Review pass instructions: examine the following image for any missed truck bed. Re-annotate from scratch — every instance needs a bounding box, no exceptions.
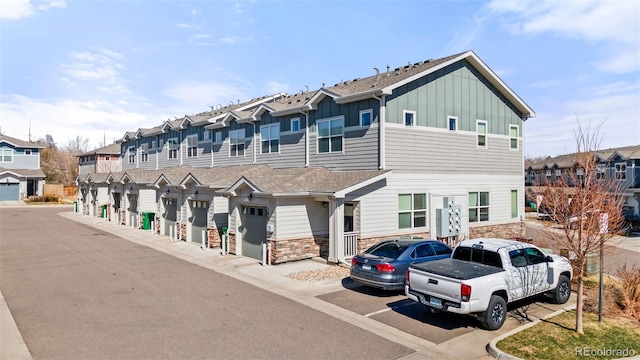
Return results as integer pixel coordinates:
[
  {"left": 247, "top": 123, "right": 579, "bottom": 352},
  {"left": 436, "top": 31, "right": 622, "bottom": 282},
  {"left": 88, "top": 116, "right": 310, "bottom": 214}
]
[{"left": 410, "top": 258, "right": 504, "bottom": 280}]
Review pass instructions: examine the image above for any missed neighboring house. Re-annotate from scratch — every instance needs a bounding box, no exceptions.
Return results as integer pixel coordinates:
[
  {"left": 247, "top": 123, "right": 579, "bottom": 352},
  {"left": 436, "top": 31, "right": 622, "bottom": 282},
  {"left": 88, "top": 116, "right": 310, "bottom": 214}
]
[
  {"left": 78, "top": 142, "right": 122, "bottom": 175},
  {"left": 0, "top": 134, "right": 45, "bottom": 201},
  {"left": 78, "top": 50, "right": 535, "bottom": 264},
  {"left": 525, "top": 145, "right": 640, "bottom": 218}
]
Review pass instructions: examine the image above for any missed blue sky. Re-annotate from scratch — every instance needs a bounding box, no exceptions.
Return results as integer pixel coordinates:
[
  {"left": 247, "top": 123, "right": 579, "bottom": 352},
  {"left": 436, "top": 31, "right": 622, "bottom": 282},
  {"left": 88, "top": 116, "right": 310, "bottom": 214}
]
[{"left": 1, "top": 0, "right": 638, "bottom": 157}]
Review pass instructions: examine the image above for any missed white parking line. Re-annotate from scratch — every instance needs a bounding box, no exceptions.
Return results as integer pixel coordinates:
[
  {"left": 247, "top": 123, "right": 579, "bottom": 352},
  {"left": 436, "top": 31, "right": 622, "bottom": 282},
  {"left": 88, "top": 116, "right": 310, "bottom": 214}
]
[{"left": 364, "top": 301, "right": 416, "bottom": 317}]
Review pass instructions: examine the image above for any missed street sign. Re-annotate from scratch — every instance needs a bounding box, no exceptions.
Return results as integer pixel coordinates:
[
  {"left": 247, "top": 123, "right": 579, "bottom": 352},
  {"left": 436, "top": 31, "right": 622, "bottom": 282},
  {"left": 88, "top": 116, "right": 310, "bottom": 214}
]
[{"left": 599, "top": 213, "right": 609, "bottom": 235}]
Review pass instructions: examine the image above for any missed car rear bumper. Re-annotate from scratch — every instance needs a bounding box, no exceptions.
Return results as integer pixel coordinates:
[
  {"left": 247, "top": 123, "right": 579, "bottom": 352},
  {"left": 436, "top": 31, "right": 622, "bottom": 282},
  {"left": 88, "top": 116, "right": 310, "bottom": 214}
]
[{"left": 349, "top": 270, "right": 405, "bottom": 290}]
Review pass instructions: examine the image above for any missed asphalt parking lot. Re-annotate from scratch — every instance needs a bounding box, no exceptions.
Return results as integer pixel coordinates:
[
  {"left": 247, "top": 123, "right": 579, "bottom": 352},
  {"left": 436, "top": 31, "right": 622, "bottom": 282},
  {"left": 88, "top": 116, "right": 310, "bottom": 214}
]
[{"left": 318, "top": 277, "right": 575, "bottom": 345}]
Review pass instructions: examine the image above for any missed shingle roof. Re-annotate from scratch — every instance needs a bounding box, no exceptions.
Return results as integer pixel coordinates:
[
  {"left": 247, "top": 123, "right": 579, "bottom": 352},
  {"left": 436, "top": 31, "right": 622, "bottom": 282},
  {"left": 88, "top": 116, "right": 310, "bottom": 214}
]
[
  {"left": 529, "top": 144, "right": 640, "bottom": 170},
  {"left": 79, "top": 142, "right": 121, "bottom": 156},
  {"left": 0, "top": 167, "right": 45, "bottom": 177},
  {"left": 0, "top": 134, "right": 45, "bottom": 149}
]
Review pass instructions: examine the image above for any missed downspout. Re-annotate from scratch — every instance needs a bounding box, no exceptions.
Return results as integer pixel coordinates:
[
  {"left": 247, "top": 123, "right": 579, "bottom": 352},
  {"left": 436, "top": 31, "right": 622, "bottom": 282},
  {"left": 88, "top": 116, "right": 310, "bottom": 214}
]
[
  {"left": 252, "top": 122, "right": 257, "bottom": 164},
  {"left": 299, "top": 110, "right": 309, "bottom": 167},
  {"left": 373, "top": 94, "right": 386, "bottom": 170},
  {"left": 179, "top": 131, "right": 183, "bottom": 165}
]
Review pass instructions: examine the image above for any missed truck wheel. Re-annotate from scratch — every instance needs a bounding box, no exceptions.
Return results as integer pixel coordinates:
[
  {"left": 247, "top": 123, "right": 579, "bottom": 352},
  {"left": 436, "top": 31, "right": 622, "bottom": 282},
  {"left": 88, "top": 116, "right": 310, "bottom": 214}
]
[
  {"left": 481, "top": 295, "right": 507, "bottom": 330},
  {"left": 552, "top": 275, "right": 571, "bottom": 304}
]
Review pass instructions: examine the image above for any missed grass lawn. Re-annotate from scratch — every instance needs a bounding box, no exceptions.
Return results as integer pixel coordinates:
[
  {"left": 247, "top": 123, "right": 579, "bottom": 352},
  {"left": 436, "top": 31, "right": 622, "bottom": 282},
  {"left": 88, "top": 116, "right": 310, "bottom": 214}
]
[{"left": 496, "top": 310, "right": 640, "bottom": 360}]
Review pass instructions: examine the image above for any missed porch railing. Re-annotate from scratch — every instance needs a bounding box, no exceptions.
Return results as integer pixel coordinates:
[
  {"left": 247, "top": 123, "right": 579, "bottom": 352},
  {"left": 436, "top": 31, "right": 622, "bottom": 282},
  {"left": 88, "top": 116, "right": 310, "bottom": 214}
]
[{"left": 343, "top": 232, "right": 359, "bottom": 258}]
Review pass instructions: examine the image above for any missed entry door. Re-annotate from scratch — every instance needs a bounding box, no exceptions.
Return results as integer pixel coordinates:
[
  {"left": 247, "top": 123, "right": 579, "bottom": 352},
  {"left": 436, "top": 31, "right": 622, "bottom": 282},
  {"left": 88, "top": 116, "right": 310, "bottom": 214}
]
[
  {"left": 190, "top": 200, "right": 208, "bottom": 244},
  {"left": 163, "top": 198, "right": 177, "bottom": 236},
  {"left": 241, "top": 206, "right": 267, "bottom": 260}
]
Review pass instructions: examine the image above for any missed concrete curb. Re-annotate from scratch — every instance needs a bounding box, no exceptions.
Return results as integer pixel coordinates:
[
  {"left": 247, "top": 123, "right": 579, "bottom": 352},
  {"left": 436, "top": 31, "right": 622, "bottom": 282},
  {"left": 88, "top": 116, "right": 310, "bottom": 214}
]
[
  {"left": 0, "top": 290, "right": 33, "bottom": 360},
  {"left": 486, "top": 303, "right": 577, "bottom": 360}
]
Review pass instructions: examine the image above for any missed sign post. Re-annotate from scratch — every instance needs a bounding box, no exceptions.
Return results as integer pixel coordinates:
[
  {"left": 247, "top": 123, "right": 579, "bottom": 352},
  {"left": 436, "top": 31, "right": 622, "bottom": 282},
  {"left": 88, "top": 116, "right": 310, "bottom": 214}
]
[{"left": 598, "top": 213, "right": 608, "bottom": 323}]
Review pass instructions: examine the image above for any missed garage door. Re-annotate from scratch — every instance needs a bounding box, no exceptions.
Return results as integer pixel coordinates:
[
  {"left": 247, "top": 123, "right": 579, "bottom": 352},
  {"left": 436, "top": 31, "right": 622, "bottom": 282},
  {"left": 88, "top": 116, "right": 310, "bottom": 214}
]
[
  {"left": 190, "top": 200, "right": 208, "bottom": 244},
  {"left": 241, "top": 206, "right": 267, "bottom": 260},
  {"left": 163, "top": 198, "right": 177, "bottom": 236},
  {"left": 0, "top": 183, "right": 19, "bottom": 201}
]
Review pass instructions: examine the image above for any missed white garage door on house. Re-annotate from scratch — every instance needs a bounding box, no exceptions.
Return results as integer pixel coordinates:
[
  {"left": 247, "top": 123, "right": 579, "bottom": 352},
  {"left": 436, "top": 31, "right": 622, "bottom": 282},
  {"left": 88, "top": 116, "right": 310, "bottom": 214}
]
[
  {"left": 0, "top": 183, "right": 19, "bottom": 201},
  {"left": 241, "top": 205, "right": 267, "bottom": 260}
]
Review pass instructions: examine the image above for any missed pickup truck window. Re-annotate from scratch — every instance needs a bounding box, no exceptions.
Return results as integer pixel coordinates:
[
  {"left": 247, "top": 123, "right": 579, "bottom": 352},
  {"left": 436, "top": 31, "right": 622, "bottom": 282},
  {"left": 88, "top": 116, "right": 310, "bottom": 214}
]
[
  {"left": 524, "top": 247, "right": 546, "bottom": 265},
  {"left": 509, "top": 249, "right": 528, "bottom": 267},
  {"left": 452, "top": 246, "right": 503, "bottom": 268}
]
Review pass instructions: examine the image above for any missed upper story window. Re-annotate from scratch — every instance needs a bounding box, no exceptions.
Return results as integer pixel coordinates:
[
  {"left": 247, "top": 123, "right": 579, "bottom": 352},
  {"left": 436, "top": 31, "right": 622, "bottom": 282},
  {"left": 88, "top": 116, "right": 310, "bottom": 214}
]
[
  {"left": 186, "top": 135, "right": 198, "bottom": 158},
  {"left": 477, "top": 120, "right": 487, "bottom": 147},
  {"left": 615, "top": 163, "right": 627, "bottom": 180},
  {"left": 229, "top": 129, "right": 245, "bottom": 157},
  {"left": 317, "top": 117, "right": 343, "bottom": 153},
  {"left": 360, "top": 109, "right": 372, "bottom": 127},
  {"left": 140, "top": 144, "right": 149, "bottom": 162},
  {"left": 215, "top": 131, "right": 223, "bottom": 144},
  {"left": 398, "top": 193, "right": 427, "bottom": 229},
  {"left": 291, "top": 118, "right": 300, "bottom": 132},
  {"left": 25, "top": 150, "right": 32, "bottom": 155},
  {"left": 448, "top": 116, "right": 458, "bottom": 131},
  {"left": 151, "top": 140, "right": 157, "bottom": 149},
  {"left": 105, "top": 155, "right": 110, "bottom": 161},
  {"left": 596, "top": 163, "right": 606, "bottom": 179},
  {"left": 403, "top": 110, "right": 416, "bottom": 127},
  {"left": 127, "top": 146, "right": 135, "bottom": 164},
  {"left": 159, "top": 139, "right": 164, "bottom": 150},
  {"left": 260, "top": 123, "right": 280, "bottom": 154},
  {"left": 469, "top": 191, "right": 489, "bottom": 222},
  {"left": 203, "top": 130, "right": 211, "bottom": 142},
  {"left": 509, "top": 125, "right": 519, "bottom": 150},
  {"left": 0, "top": 149, "right": 13, "bottom": 162},
  {"left": 555, "top": 169, "right": 562, "bottom": 178},
  {"left": 168, "top": 138, "right": 179, "bottom": 159}
]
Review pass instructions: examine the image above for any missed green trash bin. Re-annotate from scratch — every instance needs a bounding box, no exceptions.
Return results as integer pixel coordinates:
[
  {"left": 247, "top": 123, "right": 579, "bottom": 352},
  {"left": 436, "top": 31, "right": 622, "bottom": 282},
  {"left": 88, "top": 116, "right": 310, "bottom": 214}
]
[
  {"left": 100, "top": 204, "right": 106, "bottom": 218},
  {"left": 74, "top": 201, "right": 78, "bottom": 212},
  {"left": 142, "top": 212, "right": 155, "bottom": 230}
]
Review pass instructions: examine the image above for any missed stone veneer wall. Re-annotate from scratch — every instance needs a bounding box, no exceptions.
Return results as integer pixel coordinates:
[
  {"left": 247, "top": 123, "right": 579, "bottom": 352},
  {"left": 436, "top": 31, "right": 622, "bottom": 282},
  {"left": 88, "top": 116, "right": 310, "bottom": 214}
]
[
  {"left": 228, "top": 233, "right": 237, "bottom": 254},
  {"left": 177, "top": 221, "right": 187, "bottom": 241},
  {"left": 469, "top": 222, "right": 523, "bottom": 240},
  {"left": 269, "top": 235, "right": 329, "bottom": 264},
  {"left": 207, "top": 227, "right": 222, "bottom": 248}
]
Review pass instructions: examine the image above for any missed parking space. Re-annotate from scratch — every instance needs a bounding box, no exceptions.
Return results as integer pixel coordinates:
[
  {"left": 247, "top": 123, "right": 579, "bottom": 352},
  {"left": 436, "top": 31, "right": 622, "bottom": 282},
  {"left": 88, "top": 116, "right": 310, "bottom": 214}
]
[{"left": 318, "top": 277, "right": 576, "bottom": 345}]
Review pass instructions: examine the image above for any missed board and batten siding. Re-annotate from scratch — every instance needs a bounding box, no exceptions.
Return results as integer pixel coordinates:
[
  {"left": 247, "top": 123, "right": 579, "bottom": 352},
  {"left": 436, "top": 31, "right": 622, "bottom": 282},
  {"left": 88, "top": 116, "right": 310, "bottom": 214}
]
[
  {"left": 385, "top": 126, "right": 522, "bottom": 174},
  {"left": 386, "top": 60, "right": 524, "bottom": 134},
  {"left": 346, "top": 173, "right": 524, "bottom": 239},
  {"left": 273, "top": 198, "right": 329, "bottom": 240}
]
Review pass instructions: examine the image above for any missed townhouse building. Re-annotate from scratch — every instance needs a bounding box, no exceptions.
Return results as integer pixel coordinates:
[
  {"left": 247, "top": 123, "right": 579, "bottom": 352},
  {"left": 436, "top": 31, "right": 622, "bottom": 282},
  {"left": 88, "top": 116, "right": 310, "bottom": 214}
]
[
  {"left": 0, "top": 134, "right": 45, "bottom": 201},
  {"left": 525, "top": 145, "right": 640, "bottom": 218},
  {"left": 77, "top": 50, "right": 535, "bottom": 264}
]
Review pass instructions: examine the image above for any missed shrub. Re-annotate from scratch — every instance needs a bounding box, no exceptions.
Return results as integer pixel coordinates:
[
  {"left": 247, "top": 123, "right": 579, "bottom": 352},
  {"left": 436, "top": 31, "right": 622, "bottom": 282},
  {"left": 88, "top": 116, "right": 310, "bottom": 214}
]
[
  {"left": 42, "top": 194, "right": 60, "bottom": 203},
  {"left": 616, "top": 264, "right": 640, "bottom": 320},
  {"left": 27, "top": 195, "right": 42, "bottom": 202}
]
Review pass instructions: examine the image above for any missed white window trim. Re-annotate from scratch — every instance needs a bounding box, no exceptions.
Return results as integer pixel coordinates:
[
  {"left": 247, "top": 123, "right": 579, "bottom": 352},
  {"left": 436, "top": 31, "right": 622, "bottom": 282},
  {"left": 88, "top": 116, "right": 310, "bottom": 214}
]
[
  {"left": 260, "top": 123, "right": 280, "bottom": 154},
  {"left": 398, "top": 193, "right": 427, "bottom": 229},
  {"left": 359, "top": 109, "right": 373, "bottom": 127},
  {"left": 476, "top": 120, "right": 488, "bottom": 148},
  {"left": 229, "top": 129, "right": 246, "bottom": 157},
  {"left": 469, "top": 191, "right": 490, "bottom": 223},
  {"left": 290, "top": 117, "right": 300, "bottom": 133},
  {"left": 127, "top": 146, "right": 136, "bottom": 164},
  {"left": 167, "top": 138, "right": 179, "bottom": 160},
  {"left": 316, "top": 116, "right": 344, "bottom": 154},
  {"left": 615, "top": 162, "right": 627, "bottom": 180},
  {"left": 509, "top": 124, "right": 519, "bottom": 150},
  {"left": 0, "top": 149, "right": 13, "bottom": 163},
  {"left": 203, "top": 130, "right": 211, "bottom": 142},
  {"left": 447, "top": 116, "right": 458, "bottom": 131},
  {"left": 214, "top": 131, "right": 223, "bottom": 144},
  {"left": 403, "top": 110, "right": 416, "bottom": 127},
  {"left": 186, "top": 134, "right": 198, "bottom": 158},
  {"left": 25, "top": 149, "right": 32, "bottom": 155}
]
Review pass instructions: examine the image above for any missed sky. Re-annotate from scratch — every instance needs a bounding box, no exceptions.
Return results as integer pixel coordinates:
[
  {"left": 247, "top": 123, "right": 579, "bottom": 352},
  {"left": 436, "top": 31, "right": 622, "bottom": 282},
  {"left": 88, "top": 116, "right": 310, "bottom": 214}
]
[{"left": 1, "top": 0, "right": 638, "bottom": 158}]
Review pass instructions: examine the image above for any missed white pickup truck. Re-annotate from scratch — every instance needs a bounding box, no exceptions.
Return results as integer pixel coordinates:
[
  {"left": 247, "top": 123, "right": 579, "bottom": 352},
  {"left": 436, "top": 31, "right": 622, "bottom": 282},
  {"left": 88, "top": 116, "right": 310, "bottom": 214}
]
[{"left": 405, "top": 238, "right": 572, "bottom": 330}]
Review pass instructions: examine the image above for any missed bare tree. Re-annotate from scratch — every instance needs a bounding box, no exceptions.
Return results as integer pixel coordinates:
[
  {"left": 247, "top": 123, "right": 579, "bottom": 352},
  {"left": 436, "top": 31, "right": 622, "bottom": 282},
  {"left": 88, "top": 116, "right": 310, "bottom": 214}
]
[{"left": 529, "top": 120, "right": 625, "bottom": 334}]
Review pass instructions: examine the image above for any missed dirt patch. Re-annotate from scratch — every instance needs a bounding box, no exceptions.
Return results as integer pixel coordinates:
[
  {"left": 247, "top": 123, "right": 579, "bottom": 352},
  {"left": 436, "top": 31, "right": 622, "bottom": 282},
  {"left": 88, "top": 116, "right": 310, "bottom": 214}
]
[{"left": 285, "top": 265, "right": 350, "bottom": 281}]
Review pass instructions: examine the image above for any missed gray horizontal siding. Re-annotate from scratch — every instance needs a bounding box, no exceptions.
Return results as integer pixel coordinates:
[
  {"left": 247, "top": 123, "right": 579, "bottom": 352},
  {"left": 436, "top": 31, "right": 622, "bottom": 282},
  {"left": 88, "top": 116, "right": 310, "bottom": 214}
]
[
  {"left": 309, "top": 125, "right": 379, "bottom": 170},
  {"left": 212, "top": 138, "right": 254, "bottom": 167},
  {"left": 385, "top": 126, "right": 522, "bottom": 174},
  {"left": 255, "top": 132, "right": 306, "bottom": 168},
  {"left": 183, "top": 142, "right": 212, "bottom": 168}
]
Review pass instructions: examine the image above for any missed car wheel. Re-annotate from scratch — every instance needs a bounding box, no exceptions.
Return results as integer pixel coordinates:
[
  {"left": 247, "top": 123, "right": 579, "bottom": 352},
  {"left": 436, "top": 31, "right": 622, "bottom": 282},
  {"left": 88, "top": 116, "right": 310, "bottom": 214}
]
[
  {"left": 552, "top": 275, "right": 571, "bottom": 304},
  {"left": 480, "top": 295, "right": 507, "bottom": 331}
]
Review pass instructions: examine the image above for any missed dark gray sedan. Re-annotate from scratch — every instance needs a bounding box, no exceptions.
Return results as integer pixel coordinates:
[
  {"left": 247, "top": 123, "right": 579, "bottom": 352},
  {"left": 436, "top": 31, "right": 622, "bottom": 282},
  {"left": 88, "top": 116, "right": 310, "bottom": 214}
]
[{"left": 350, "top": 238, "right": 452, "bottom": 291}]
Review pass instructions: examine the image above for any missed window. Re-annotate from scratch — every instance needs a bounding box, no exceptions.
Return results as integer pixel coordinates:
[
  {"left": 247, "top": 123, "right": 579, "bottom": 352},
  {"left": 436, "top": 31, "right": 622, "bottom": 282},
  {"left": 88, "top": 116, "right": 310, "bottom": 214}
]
[
  {"left": 524, "top": 247, "right": 546, "bottom": 265},
  {"left": 555, "top": 169, "right": 561, "bottom": 179},
  {"left": 260, "top": 123, "right": 280, "bottom": 154},
  {"left": 0, "top": 149, "right": 13, "bottom": 162},
  {"left": 360, "top": 109, "right": 372, "bottom": 127},
  {"left": 596, "top": 164, "right": 606, "bottom": 179},
  {"left": 127, "top": 146, "right": 135, "bottom": 164},
  {"left": 509, "top": 125, "right": 519, "bottom": 150},
  {"left": 151, "top": 140, "right": 157, "bottom": 149},
  {"left": 187, "top": 135, "right": 198, "bottom": 158},
  {"left": 159, "top": 139, "right": 164, "bottom": 150},
  {"left": 215, "top": 131, "right": 223, "bottom": 144},
  {"left": 477, "top": 120, "right": 487, "bottom": 147},
  {"left": 546, "top": 169, "right": 552, "bottom": 179},
  {"left": 25, "top": 150, "right": 32, "bottom": 155},
  {"left": 509, "top": 249, "right": 528, "bottom": 267},
  {"left": 203, "top": 130, "right": 211, "bottom": 142},
  {"left": 448, "top": 116, "right": 458, "bottom": 131},
  {"left": 403, "top": 110, "right": 416, "bottom": 126},
  {"left": 398, "top": 193, "right": 427, "bottom": 229},
  {"left": 317, "top": 117, "right": 343, "bottom": 153},
  {"left": 105, "top": 155, "right": 110, "bottom": 161},
  {"left": 511, "top": 190, "right": 518, "bottom": 218},
  {"left": 140, "top": 144, "right": 149, "bottom": 162},
  {"left": 412, "top": 244, "right": 435, "bottom": 258},
  {"left": 191, "top": 200, "right": 208, "bottom": 208},
  {"left": 291, "top": 118, "right": 300, "bottom": 132},
  {"left": 469, "top": 191, "right": 489, "bottom": 222},
  {"left": 168, "top": 138, "right": 179, "bottom": 159},
  {"left": 229, "top": 129, "right": 245, "bottom": 157},
  {"left": 615, "top": 163, "right": 627, "bottom": 180}
]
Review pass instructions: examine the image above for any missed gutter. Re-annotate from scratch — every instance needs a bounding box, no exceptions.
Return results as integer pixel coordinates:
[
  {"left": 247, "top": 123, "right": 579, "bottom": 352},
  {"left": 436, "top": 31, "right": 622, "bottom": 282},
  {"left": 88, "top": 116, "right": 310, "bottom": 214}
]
[{"left": 373, "top": 94, "right": 387, "bottom": 170}]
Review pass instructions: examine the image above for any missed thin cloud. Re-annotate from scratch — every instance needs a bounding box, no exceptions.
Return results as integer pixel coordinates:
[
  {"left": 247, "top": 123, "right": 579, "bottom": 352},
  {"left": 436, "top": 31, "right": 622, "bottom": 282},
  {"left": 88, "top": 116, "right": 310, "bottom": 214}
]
[
  {"left": 0, "top": 0, "right": 33, "bottom": 19},
  {"left": 61, "top": 49, "right": 130, "bottom": 93},
  {"left": 38, "top": 0, "right": 66, "bottom": 11},
  {"left": 263, "top": 81, "right": 289, "bottom": 95},
  {"left": 162, "top": 81, "right": 250, "bottom": 113}
]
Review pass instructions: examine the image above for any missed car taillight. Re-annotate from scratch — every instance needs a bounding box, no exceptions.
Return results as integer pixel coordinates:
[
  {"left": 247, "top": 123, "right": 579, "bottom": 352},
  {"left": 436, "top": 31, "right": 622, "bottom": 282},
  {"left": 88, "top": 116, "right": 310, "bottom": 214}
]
[
  {"left": 351, "top": 257, "right": 357, "bottom": 266},
  {"left": 376, "top": 263, "right": 395, "bottom": 272},
  {"left": 461, "top": 284, "right": 471, "bottom": 302}
]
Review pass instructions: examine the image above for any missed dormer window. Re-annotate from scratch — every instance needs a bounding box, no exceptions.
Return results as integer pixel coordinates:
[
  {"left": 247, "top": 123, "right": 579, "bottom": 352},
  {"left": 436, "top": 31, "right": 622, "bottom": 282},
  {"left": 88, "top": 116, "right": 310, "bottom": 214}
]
[
  {"left": 127, "top": 146, "right": 135, "bottom": 164},
  {"left": 168, "top": 138, "right": 179, "bottom": 159},
  {"left": 291, "top": 118, "right": 300, "bottom": 132},
  {"left": 229, "top": 129, "right": 245, "bottom": 157},
  {"left": 360, "top": 110, "right": 372, "bottom": 127},
  {"left": 260, "top": 123, "right": 280, "bottom": 154},
  {"left": 403, "top": 110, "right": 415, "bottom": 127},
  {"left": 187, "top": 135, "right": 198, "bottom": 158},
  {"left": 615, "top": 163, "right": 627, "bottom": 180}
]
